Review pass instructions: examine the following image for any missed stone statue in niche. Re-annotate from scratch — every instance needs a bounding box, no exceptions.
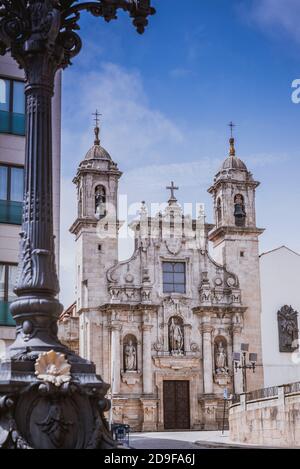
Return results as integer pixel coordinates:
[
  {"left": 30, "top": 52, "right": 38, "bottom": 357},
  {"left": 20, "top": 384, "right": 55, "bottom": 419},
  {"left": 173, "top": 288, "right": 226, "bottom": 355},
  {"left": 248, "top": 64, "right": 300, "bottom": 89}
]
[
  {"left": 215, "top": 340, "right": 229, "bottom": 373},
  {"left": 278, "top": 305, "right": 299, "bottom": 352},
  {"left": 124, "top": 340, "right": 137, "bottom": 371},
  {"left": 169, "top": 317, "right": 184, "bottom": 355}
]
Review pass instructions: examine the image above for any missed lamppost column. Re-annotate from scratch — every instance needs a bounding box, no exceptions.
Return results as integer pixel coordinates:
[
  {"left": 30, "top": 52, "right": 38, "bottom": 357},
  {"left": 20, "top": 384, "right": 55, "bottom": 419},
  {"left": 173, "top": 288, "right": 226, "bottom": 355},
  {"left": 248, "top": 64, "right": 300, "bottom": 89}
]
[
  {"left": 142, "top": 323, "right": 153, "bottom": 394},
  {"left": 202, "top": 324, "right": 214, "bottom": 394},
  {"left": 9, "top": 57, "right": 63, "bottom": 356}
]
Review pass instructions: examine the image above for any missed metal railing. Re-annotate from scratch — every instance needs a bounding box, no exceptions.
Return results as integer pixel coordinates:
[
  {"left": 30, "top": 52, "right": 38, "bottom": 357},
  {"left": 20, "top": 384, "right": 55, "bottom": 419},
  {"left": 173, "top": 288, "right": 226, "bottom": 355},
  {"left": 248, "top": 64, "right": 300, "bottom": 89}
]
[
  {"left": 231, "top": 394, "right": 241, "bottom": 404},
  {"left": 284, "top": 382, "right": 300, "bottom": 395},
  {"left": 246, "top": 386, "right": 279, "bottom": 402}
]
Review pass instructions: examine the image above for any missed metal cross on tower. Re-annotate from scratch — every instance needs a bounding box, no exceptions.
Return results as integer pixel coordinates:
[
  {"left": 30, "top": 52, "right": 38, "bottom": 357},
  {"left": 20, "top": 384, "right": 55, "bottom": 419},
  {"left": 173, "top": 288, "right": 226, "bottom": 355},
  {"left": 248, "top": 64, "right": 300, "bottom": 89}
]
[
  {"left": 93, "top": 110, "right": 102, "bottom": 145},
  {"left": 228, "top": 121, "right": 236, "bottom": 138}
]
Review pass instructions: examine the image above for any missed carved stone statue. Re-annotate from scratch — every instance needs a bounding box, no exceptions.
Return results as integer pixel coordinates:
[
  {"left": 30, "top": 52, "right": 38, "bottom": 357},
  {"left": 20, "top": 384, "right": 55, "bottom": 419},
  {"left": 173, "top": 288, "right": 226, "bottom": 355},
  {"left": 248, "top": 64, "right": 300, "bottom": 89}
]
[
  {"left": 215, "top": 341, "right": 228, "bottom": 373},
  {"left": 278, "top": 305, "right": 299, "bottom": 352},
  {"left": 169, "top": 318, "right": 184, "bottom": 354},
  {"left": 124, "top": 340, "right": 137, "bottom": 371}
]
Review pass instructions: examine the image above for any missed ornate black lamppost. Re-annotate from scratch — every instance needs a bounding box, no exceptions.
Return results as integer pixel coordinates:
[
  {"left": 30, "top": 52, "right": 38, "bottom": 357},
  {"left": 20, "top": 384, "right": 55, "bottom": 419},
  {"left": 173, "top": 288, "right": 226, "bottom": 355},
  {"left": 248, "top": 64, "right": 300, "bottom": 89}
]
[
  {"left": 0, "top": 0, "right": 155, "bottom": 450},
  {"left": 233, "top": 344, "right": 257, "bottom": 394}
]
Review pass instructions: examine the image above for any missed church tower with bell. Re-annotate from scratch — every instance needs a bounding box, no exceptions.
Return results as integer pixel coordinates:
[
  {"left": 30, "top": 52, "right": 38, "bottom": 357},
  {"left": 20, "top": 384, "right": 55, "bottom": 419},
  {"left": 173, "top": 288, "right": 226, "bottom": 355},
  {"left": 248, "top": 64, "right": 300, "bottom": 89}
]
[
  {"left": 208, "top": 125, "right": 264, "bottom": 391},
  {"left": 70, "top": 112, "right": 122, "bottom": 360}
]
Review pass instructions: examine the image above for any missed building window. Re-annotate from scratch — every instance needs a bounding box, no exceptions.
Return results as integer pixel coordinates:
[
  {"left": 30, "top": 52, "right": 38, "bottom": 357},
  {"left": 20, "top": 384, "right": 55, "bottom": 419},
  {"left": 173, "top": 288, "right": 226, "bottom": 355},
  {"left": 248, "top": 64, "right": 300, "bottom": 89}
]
[
  {"left": 163, "top": 262, "right": 186, "bottom": 294},
  {"left": 0, "top": 78, "right": 25, "bottom": 135},
  {"left": 0, "top": 164, "right": 24, "bottom": 225},
  {"left": 0, "top": 263, "right": 17, "bottom": 326}
]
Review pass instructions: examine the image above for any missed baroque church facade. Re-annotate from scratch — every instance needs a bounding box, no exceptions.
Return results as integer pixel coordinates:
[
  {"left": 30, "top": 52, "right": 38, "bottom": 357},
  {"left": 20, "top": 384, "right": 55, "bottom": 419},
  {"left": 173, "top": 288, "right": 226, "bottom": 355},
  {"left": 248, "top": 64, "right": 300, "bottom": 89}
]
[{"left": 60, "top": 125, "right": 264, "bottom": 431}]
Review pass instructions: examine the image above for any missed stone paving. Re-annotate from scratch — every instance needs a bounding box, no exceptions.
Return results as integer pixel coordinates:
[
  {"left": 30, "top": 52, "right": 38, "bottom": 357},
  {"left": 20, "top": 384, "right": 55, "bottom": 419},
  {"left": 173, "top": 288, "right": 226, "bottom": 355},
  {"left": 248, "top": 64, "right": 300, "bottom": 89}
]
[{"left": 129, "top": 431, "right": 248, "bottom": 449}]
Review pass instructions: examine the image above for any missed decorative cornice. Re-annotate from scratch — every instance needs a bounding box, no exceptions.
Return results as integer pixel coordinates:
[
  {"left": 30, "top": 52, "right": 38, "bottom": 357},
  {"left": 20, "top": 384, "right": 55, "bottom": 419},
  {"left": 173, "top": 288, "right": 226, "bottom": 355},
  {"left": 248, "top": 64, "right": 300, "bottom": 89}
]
[
  {"left": 193, "top": 306, "right": 247, "bottom": 315},
  {"left": 69, "top": 217, "right": 98, "bottom": 235},
  {"left": 98, "top": 303, "right": 159, "bottom": 312},
  {"left": 208, "top": 225, "right": 265, "bottom": 242},
  {"left": 208, "top": 178, "right": 260, "bottom": 194}
]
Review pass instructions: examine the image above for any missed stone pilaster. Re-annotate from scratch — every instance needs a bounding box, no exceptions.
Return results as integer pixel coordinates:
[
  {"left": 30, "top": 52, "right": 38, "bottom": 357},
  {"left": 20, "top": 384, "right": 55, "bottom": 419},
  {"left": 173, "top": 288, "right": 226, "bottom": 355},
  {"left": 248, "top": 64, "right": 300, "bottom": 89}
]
[
  {"left": 142, "top": 324, "right": 153, "bottom": 394},
  {"left": 183, "top": 324, "right": 192, "bottom": 353},
  {"left": 232, "top": 324, "right": 243, "bottom": 394},
  {"left": 110, "top": 322, "right": 122, "bottom": 394},
  {"left": 202, "top": 324, "right": 214, "bottom": 394}
]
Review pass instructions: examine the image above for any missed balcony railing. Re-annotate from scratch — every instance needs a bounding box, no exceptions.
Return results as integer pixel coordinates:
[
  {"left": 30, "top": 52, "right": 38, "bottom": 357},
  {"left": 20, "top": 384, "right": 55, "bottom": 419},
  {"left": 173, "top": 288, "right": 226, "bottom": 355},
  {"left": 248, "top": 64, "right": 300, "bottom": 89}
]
[
  {"left": 246, "top": 386, "right": 279, "bottom": 402},
  {"left": 0, "top": 301, "right": 15, "bottom": 327},
  {"left": 0, "top": 200, "right": 22, "bottom": 225},
  {"left": 0, "top": 110, "right": 25, "bottom": 136}
]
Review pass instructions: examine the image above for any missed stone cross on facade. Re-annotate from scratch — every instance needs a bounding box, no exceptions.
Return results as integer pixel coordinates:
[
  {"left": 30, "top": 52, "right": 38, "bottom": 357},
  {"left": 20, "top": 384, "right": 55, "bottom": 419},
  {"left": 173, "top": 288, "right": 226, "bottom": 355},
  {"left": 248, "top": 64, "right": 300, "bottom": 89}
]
[{"left": 166, "top": 181, "right": 179, "bottom": 203}]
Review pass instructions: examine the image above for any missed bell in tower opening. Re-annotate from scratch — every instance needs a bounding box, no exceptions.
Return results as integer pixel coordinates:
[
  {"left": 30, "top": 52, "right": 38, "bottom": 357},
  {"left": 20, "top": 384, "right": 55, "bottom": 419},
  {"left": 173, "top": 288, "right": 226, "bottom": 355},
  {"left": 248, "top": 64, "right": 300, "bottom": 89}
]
[
  {"left": 234, "top": 194, "right": 246, "bottom": 227},
  {"left": 95, "top": 185, "right": 106, "bottom": 220}
]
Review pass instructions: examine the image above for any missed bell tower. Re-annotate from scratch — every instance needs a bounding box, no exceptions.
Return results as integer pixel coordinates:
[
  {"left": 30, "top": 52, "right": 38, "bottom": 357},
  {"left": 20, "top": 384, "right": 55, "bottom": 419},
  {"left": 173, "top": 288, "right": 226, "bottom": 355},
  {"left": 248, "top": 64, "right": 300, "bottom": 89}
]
[
  {"left": 70, "top": 114, "right": 122, "bottom": 318},
  {"left": 208, "top": 131, "right": 264, "bottom": 392}
]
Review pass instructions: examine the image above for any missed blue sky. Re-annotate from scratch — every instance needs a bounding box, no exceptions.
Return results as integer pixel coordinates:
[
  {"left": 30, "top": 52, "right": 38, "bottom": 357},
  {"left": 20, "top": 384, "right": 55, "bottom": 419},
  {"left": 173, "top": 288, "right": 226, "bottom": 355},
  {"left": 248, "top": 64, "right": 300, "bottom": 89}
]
[{"left": 60, "top": 0, "right": 300, "bottom": 306}]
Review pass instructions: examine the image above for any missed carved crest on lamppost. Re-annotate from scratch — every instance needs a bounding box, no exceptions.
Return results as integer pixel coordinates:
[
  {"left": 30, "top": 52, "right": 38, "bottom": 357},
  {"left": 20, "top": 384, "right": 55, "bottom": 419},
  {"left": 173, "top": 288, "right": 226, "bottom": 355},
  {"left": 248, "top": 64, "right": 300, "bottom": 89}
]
[{"left": 35, "top": 350, "right": 71, "bottom": 387}]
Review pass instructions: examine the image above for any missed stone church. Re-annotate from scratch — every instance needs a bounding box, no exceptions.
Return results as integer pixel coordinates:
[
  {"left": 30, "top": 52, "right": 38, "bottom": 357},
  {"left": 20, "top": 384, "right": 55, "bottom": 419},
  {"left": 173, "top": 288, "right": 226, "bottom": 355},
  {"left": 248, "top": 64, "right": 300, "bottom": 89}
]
[{"left": 59, "top": 124, "right": 264, "bottom": 431}]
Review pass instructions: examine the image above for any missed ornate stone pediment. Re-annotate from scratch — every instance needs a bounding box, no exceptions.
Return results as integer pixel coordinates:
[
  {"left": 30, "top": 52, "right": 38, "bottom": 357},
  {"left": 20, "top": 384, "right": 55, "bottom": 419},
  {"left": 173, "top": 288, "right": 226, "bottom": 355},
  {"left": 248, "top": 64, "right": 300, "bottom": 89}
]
[{"left": 153, "top": 356, "right": 200, "bottom": 371}]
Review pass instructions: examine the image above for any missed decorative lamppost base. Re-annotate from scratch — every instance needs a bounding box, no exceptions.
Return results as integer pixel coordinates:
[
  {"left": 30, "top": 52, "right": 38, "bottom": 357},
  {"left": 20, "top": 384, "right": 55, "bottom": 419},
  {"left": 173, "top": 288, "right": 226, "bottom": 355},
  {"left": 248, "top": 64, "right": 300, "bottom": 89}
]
[{"left": 0, "top": 351, "right": 116, "bottom": 449}]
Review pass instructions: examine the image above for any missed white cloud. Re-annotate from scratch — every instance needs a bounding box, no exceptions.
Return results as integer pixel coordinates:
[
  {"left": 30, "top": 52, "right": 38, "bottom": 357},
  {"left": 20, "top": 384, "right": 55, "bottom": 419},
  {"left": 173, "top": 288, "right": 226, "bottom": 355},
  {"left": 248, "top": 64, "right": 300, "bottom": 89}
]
[{"left": 245, "top": 0, "right": 300, "bottom": 43}]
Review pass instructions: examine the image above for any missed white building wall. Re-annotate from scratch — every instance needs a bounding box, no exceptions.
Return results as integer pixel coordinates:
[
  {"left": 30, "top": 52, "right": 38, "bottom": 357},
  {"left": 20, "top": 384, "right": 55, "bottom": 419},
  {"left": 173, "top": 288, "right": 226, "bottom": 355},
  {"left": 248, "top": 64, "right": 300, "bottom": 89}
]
[{"left": 260, "top": 246, "right": 300, "bottom": 387}]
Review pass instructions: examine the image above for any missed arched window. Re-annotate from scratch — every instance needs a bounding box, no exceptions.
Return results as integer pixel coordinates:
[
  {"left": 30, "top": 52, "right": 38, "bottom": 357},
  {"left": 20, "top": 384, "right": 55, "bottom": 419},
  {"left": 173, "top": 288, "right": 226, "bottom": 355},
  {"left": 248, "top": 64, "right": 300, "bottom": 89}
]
[
  {"left": 95, "top": 185, "right": 106, "bottom": 220},
  {"left": 217, "top": 198, "right": 222, "bottom": 226},
  {"left": 234, "top": 194, "right": 246, "bottom": 227},
  {"left": 123, "top": 334, "right": 138, "bottom": 371},
  {"left": 168, "top": 316, "right": 184, "bottom": 355}
]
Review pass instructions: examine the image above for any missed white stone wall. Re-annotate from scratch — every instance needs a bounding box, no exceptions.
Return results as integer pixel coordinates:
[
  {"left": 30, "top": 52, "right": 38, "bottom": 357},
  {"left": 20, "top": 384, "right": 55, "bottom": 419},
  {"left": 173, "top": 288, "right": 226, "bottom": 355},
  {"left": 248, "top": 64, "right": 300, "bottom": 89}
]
[
  {"left": 260, "top": 246, "right": 300, "bottom": 387},
  {"left": 229, "top": 387, "right": 300, "bottom": 447}
]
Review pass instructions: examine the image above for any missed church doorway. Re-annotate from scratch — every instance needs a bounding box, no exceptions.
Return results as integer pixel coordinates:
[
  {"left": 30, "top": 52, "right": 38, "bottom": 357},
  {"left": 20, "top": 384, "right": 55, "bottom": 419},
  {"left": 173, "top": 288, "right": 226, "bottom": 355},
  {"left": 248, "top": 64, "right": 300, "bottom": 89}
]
[{"left": 163, "top": 380, "right": 190, "bottom": 430}]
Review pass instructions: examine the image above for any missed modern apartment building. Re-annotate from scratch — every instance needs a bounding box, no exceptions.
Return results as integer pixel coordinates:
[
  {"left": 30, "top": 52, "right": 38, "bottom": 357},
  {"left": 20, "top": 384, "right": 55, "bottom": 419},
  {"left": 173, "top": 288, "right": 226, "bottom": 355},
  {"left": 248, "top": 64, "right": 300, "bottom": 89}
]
[{"left": 0, "top": 54, "right": 61, "bottom": 356}]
